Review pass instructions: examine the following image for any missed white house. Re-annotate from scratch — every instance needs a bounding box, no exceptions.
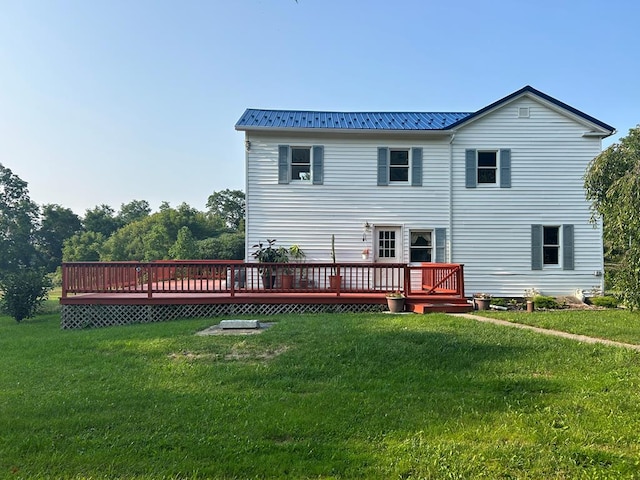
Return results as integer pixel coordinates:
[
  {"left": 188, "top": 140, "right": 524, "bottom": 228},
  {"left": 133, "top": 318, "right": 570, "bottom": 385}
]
[{"left": 235, "top": 86, "right": 615, "bottom": 297}]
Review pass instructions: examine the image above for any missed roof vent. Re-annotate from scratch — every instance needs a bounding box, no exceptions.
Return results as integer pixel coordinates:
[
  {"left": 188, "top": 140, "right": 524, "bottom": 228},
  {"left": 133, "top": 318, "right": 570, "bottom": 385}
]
[{"left": 518, "top": 107, "right": 530, "bottom": 118}]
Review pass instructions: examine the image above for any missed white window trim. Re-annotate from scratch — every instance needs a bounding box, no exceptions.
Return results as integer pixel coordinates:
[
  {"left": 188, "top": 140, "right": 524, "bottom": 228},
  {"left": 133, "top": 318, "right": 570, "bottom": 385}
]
[
  {"left": 409, "top": 229, "right": 433, "bottom": 264},
  {"left": 389, "top": 148, "right": 411, "bottom": 184},
  {"left": 542, "top": 225, "right": 562, "bottom": 269},
  {"left": 290, "top": 146, "right": 312, "bottom": 183},
  {"left": 476, "top": 150, "right": 500, "bottom": 187}
]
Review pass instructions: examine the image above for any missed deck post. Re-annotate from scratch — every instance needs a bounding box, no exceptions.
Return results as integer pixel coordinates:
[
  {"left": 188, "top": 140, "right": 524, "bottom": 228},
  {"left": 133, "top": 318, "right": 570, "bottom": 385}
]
[
  {"left": 61, "top": 263, "right": 68, "bottom": 298},
  {"left": 147, "top": 264, "right": 153, "bottom": 299},
  {"left": 404, "top": 265, "right": 411, "bottom": 295},
  {"left": 230, "top": 265, "right": 235, "bottom": 297}
]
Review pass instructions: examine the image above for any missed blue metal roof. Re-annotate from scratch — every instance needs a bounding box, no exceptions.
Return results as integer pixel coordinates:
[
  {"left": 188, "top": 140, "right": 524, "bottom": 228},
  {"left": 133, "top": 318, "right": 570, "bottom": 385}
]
[
  {"left": 236, "top": 109, "right": 473, "bottom": 131},
  {"left": 235, "top": 86, "right": 615, "bottom": 136}
]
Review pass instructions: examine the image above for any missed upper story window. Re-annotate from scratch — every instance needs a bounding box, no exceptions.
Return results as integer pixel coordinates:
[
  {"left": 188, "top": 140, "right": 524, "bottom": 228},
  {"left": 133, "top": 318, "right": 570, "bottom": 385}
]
[
  {"left": 291, "top": 147, "right": 311, "bottom": 181},
  {"left": 477, "top": 151, "right": 497, "bottom": 184},
  {"left": 377, "top": 147, "right": 423, "bottom": 186},
  {"left": 278, "top": 145, "right": 324, "bottom": 185},
  {"left": 465, "top": 148, "right": 511, "bottom": 189},
  {"left": 389, "top": 149, "right": 410, "bottom": 182}
]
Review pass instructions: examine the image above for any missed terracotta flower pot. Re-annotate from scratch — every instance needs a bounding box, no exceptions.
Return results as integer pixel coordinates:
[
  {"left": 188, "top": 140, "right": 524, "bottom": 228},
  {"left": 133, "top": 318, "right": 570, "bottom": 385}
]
[
  {"left": 475, "top": 298, "right": 490, "bottom": 310},
  {"left": 387, "top": 297, "right": 405, "bottom": 313}
]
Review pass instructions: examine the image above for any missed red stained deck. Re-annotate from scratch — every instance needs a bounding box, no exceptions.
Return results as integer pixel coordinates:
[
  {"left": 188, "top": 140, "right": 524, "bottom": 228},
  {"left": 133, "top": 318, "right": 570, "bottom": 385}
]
[{"left": 61, "top": 261, "right": 472, "bottom": 314}]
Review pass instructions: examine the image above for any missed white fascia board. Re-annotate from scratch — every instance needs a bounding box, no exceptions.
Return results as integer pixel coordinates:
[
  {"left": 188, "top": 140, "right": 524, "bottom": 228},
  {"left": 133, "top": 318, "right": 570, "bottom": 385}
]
[{"left": 234, "top": 126, "right": 454, "bottom": 136}]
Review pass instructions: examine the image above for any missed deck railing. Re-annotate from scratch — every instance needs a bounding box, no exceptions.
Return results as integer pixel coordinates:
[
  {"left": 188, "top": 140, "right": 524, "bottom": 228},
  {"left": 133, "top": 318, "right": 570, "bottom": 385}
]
[{"left": 61, "top": 261, "right": 465, "bottom": 299}]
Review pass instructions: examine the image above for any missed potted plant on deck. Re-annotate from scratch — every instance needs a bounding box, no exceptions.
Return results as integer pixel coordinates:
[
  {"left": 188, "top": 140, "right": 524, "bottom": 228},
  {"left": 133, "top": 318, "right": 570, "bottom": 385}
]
[
  {"left": 288, "top": 244, "right": 307, "bottom": 288},
  {"left": 251, "top": 239, "right": 288, "bottom": 289},
  {"left": 386, "top": 291, "right": 406, "bottom": 313},
  {"left": 361, "top": 247, "right": 370, "bottom": 260}
]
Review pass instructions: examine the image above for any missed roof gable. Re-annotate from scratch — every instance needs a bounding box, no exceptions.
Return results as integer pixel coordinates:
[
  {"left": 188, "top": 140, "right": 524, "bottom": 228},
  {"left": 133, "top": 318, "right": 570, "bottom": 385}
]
[{"left": 448, "top": 85, "right": 615, "bottom": 134}]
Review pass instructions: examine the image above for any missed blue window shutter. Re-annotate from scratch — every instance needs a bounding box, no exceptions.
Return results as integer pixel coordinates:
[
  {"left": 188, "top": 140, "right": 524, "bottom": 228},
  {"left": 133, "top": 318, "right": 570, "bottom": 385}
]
[
  {"left": 531, "top": 224, "right": 543, "bottom": 270},
  {"left": 465, "top": 149, "right": 476, "bottom": 188},
  {"left": 278, "top": 145, "right": 290, "bottom": 184},
  {"left": 435, "top": 228, "right": 446, "bottom": 263},
  {"left": 500, "top": 149, "right": 511, "bottom": 188},
  {"left": 563, "top": 224, "right": 574, "bottom": 270},
  {"left": 312, "top": 145, "right": 324, "bottom": 185},
  {"left": 378, "top": 147, "right": 389, "bottom": 186},
  {"left": 411, "top": 148, "right": 423, "bottom": 186}
]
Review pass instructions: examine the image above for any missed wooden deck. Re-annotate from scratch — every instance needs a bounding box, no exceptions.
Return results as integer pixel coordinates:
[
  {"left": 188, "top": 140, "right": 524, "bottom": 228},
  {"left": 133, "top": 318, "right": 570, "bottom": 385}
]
[{"left": 59, "top": 261, "right": 472, "bottom": 328}]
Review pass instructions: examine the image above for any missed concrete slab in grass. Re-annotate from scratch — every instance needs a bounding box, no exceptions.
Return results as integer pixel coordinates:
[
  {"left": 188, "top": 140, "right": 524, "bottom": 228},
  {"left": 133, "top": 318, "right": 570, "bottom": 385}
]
[{"left": 220, "top": 319, "right": 260, "bottom": 329}]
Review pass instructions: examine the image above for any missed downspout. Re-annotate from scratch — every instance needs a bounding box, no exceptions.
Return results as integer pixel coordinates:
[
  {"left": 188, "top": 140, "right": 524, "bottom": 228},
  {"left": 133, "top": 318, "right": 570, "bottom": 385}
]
[
  {"left": 244, "top": 132, "right": 250, "bottom": 261},
  {"left": 448, "top": 132, "right": 456, "bottom": 263}
]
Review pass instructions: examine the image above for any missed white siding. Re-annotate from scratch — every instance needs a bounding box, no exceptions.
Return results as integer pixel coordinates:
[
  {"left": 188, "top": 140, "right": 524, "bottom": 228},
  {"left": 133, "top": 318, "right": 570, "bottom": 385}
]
[
  {"left": 246, "top": 133, "right": 451, "bottom": 263},
  {"left": 452, "top": 97, "right": 603, "bottom": 296},
  {"left": 244, "top": 95, "right": 605, "bottom": 297}
]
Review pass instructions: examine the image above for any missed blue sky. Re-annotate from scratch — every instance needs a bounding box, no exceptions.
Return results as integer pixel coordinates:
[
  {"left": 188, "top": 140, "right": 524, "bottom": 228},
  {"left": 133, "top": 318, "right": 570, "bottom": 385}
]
[{"left": 0, "top": 0, "right": 638, "bottom": 215}]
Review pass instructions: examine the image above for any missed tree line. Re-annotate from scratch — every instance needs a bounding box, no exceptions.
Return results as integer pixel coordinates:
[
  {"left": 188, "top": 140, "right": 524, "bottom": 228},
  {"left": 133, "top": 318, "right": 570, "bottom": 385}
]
[{"left": 0, "top": 162, "right": 245, "bottom": 320}]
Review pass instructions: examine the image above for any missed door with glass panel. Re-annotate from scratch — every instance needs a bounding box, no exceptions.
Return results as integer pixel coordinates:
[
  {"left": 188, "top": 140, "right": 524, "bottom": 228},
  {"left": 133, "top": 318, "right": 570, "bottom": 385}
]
[{"left": 375, "top": 227, "right": 401, "bottom": 289}]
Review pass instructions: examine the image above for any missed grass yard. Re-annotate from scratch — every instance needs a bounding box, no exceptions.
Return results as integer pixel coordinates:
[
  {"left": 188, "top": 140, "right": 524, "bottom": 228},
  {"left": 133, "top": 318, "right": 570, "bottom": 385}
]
[
  {"left": 1, "top": 311, "right": 640, "bottom": 479},
  {"left": 479, "top": 309, "right": 640, "bottom": 345}
]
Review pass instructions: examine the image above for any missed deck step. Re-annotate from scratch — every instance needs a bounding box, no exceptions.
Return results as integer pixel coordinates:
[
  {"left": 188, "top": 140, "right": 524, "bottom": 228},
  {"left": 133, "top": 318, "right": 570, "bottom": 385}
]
[{"left": 408, "top": 301, "right": 473, "bottom": 314}]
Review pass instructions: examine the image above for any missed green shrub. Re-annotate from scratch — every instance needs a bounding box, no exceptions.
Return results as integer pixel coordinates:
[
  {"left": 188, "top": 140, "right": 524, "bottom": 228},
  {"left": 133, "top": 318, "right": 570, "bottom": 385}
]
[
  {"left": 0, "top": 268, "right": 52, "bottom": 322},
  {"left": 590, "top": 296, "right": 618, "bottom": 308},
  {"left": 490, "top": 297, "right": 507, "bottom": 307},
  {"left": 533, "top": 295, "right": 560, "bottom": 309}
]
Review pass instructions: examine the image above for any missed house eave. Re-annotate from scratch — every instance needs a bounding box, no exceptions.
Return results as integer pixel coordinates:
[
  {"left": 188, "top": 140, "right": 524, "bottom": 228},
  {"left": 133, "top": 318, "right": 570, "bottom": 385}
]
[
  {"left": 582, "top": 130, "right": 616, "bottom": 138},
  {"left": 235, "top": 125, "right": 455, "bottom": 136}
]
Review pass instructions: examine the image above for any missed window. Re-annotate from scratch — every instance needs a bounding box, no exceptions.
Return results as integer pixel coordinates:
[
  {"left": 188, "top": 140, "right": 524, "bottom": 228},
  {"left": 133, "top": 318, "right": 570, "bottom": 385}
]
[
  {"left": 278, "top": 145, "right": 324, "bottom": 185},
  {"left": 465, "top": 149, "right": 511, "bottom": 188},
  {"left": 531, "top": 224, "right": 574, "bottom": 270},
  {"left": 291, "top": 147, "right": 311, "bottom": 181},
  {"left": 377, "top": 147, "right": 422, "bottom": 186},
  {"left": 378, "top": 230, "right": 397, "bottom": 258},
  {"left": 389, "top": 149, "right": 409, "bottom": 182},
  {"left": 477, "top": 151, "right": 497, "bottom": 184},
  {"left": 410, "top": 231, "right": 432, "bottom": 262},
  {"left": 543, "top": 226, "right": 560, "bottom": 265}
]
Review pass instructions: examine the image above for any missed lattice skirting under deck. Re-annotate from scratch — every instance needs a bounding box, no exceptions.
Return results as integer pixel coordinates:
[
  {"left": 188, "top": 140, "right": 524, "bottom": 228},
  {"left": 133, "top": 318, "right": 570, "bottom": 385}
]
[{"left": 60, "top": 303, "right": 386, "bottom": 329}]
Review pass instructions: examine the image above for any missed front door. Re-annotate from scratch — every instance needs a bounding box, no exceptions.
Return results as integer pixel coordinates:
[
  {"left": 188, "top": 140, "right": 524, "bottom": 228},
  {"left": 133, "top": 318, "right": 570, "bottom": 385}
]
[{"left": 375, "top": 227, "right": 402, "bottom": 289}]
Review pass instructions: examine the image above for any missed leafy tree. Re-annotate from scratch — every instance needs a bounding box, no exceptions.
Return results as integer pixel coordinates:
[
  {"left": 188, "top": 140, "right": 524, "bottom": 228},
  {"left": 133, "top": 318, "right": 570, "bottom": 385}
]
[
  {"left": 100, "top": 220, "right": 150, "bottom": 261},
  {"left": 100, "top": 203, "right": 220, "bottom": 261},
  {"left": 0, "top": 163, "right": 40, "bottom": 272},
  {"left": 169, "top": 227, "right": 199, "bottom": 259},
  {"left": 206, "top": 189, "right": 245, "bottom": 230},
  {"left": 584, "top": 126, "right": 640, "bottom": 309},
  {"left": 83, "top": 204, "right": 120, "bottom": 237},
  {"left": 142, "top": 224, "right": 172, "bottom": 261},
  {"left": 0, "top": 267, "right": 52, "bottom": 322},
  {"left": 198, "top": 232, "right": 245, "bottom": 260},
  {"left": 62, "top": 231, "right": 106, "bottom": 262},
  {"left": 117, "top": 199, "right": 151, "bottom": 226},
  {"left": 38, "top": 204, "right": 83, "bottom": 271}
]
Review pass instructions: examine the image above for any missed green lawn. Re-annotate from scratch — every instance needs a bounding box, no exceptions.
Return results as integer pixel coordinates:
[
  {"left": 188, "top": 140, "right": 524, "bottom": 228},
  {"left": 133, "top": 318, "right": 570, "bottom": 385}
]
[
  {"left": 1, "top": 311, "right": 640, "bottom": 479},
  {"left": 479, "top": 309, "right": 640, "bottom": 345}
]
